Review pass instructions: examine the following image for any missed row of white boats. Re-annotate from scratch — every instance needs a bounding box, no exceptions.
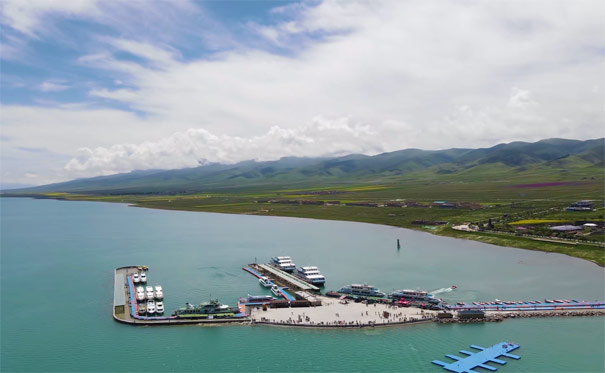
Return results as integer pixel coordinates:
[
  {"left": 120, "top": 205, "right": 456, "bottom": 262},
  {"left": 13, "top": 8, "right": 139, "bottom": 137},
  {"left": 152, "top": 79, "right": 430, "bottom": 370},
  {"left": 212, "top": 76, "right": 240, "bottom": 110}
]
[
  {"left": 269, "top": 256, "right": 326, "bottom": 285},
  {"left": 136, "top": 285, "right": 163, "bottom": 301},
  {"left": 257, "top": 275, "right": 284, "bottom": 297},
  {"left": 132, "top": 272, "right": 147, "bottom": 283},
  {"left": 139, "top": 300, "right": 164, "bottom": 314}
]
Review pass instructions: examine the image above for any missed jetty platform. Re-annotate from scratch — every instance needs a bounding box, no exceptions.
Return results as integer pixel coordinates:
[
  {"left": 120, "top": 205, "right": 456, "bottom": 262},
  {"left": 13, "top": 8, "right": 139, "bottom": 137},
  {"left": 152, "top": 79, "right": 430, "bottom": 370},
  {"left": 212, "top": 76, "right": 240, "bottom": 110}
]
[
  {"left": 432, "top": 342, "right": 520, "bottom": 372},
  {"left": 242, "top": 266, "right": 295, "bottom": 301},
  {"left": 113, "top": 266, "right": 249, "bottom": 326},
  {"left": 250, "top": 263, "right": 320, "bottom": 292}
]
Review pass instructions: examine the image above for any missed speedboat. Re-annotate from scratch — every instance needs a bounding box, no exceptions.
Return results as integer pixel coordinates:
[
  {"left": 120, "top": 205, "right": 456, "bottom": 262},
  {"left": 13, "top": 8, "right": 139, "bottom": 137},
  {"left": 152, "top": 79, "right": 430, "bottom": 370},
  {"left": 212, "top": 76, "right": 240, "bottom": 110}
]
[
  {"left": 271, "top": 285, "right": 282, "bottom": 297},
  {"left": 295, "top": 266, "right": 326, "bottom": 285},
  {"left": 147, "top": 300, "right": 156, "bottom": 314},
  {"left": 451, "top": 285, "right": 457, "bottom": 289},
  {"left": 259, "top": 276, "right": 273, "bottom": 288},
  {"left": 133, "top": 273, "right": 140, "bottom": 283},
  {"left": 138, "top": 303, "right": 146, "bottom": 314},
  {"left": 136, "top": 288, "right": 146, "bottom": 302},
  {"left": 140, "top": 272, "right": 147, "bottom": 283},
  {"left": 154, "top": 285, "right": 163, "bottom": 299},
  {"left": 270, "top": 256, "right": 296, "bottom": 272},
  {"left": 146, "top": 286, "right": 154, "bottom": 300},
  {"left": 156, "top": 301, "right": 164, "bottom": 314}
]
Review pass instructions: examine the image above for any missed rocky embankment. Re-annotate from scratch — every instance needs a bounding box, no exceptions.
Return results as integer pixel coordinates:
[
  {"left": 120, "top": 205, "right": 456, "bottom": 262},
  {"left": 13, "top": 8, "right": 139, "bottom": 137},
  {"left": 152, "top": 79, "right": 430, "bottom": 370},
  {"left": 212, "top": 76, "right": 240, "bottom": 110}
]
[{"left": 435, "top": 310, "right": 605, "bottom": 324}]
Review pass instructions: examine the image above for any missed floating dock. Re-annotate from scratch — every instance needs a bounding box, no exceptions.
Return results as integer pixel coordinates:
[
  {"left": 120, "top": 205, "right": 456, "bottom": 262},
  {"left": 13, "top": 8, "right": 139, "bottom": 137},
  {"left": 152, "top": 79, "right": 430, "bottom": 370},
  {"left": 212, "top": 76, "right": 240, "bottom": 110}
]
[
  {"left": 253, "top": 263, "right": 320, "bottom": 292},
  {"left": 113, "top": 266, "right": 249, "bottom": 326},
  {"left": 432, "top": 342, "right": 520, "bottom": 373}
]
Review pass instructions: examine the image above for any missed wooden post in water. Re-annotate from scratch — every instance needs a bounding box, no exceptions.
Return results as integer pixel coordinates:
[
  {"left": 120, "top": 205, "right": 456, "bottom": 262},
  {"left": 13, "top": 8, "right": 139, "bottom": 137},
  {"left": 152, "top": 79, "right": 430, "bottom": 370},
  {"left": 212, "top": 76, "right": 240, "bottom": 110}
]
[{"left": 397, "top": 239, "right": 401, "bottom": 250}]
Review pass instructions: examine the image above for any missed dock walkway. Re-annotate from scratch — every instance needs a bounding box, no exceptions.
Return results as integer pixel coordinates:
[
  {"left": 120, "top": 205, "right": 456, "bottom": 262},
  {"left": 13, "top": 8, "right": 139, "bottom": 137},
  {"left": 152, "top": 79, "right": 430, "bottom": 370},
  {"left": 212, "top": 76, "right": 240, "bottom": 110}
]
[
  {"left": 255, "top": 264, "right": 319, "bottom": 292},
  {"left": 432, "top": 342, "right": 520, "bottom": 373},
  {"left": 113, "top": 266, "right": 249, "bottom": 326}
]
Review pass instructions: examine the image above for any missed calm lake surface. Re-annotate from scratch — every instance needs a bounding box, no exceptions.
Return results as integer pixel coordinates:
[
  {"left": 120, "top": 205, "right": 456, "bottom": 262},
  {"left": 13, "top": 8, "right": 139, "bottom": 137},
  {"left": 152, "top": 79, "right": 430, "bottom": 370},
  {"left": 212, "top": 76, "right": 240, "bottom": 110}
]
[{"left": 1, "top": 198, "right": 604, "bottom": 372}]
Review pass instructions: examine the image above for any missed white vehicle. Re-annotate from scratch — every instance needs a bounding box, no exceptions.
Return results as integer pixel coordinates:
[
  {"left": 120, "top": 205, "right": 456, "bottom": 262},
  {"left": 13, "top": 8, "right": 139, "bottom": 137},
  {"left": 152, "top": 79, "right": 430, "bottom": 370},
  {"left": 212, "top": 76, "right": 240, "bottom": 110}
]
[
  {"left": 154, "top": 285, "right": 163, "bottom": 299},
  {"left": 146, "top": 286, "right": 154, "bottom": 300},
  {"left": 147, "top": 300, "right": 156, "bottom": 314},
  {"left": 156, "top": 301, "right": 164, "bottom": 313},
  {"left": 133, "top": 272, "right": 140, "bottom": 283},
  {"left": 140, "top": 272, "right": 147, "bottom": 283}
]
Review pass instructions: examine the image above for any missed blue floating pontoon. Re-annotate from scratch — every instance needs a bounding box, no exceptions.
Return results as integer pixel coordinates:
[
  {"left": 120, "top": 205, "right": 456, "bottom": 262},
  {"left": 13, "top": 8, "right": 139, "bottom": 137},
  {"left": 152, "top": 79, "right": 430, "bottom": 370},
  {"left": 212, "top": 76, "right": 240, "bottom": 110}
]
[{"left": 432, "top": 342, "right": 520, "bottom": 373}]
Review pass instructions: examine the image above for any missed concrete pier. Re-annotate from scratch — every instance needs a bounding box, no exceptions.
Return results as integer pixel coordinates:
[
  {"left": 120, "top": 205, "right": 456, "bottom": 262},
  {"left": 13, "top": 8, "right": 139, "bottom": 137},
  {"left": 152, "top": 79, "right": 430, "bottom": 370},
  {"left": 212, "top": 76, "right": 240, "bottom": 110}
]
[
  {"left": 113, "top": 266, "right": 249, "bottom": 326},
  {"left": 254, "top": 264, "right": 320, "bottom": 292}
]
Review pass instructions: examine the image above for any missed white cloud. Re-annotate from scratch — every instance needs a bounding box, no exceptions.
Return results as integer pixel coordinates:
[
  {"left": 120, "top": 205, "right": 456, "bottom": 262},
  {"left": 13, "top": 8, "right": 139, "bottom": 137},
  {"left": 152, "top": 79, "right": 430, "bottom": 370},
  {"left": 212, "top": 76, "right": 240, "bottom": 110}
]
[
  {"left": 63, "top": 116, "right": 381, "bottom": 177},
  {"left": 102, "top": 38, "right": 180, "bottom": 68},
  {"left": 0, "top": 0, "right": 99, "bottom": 36},
  {"left": 38, "top": 80, "right": 69, "bottom": 92},
  {"left": 2, "top": 0, "right": 605, "bottom": 186}
]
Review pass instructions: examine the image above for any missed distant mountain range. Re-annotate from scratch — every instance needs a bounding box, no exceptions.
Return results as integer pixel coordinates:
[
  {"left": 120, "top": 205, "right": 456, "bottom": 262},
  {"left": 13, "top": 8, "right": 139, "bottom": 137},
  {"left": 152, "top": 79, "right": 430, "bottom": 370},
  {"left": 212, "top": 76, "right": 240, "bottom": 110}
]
[{"left": 6, "top": 138, "right": 604, "bottom": 194}]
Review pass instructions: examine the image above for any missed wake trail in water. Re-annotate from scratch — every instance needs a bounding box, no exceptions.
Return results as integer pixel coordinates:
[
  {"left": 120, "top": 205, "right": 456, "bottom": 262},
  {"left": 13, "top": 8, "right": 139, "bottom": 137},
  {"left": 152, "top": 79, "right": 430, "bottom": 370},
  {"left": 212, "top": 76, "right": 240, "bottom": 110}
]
[{"left": 430, "top": 287, "right": 454, "bottom": 295}]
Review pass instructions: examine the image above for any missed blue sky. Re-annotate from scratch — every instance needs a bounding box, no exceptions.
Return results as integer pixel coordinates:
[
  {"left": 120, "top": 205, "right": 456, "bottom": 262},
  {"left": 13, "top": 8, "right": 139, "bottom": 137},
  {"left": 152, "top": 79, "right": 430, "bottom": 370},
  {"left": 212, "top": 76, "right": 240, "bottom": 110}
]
[{"left": 1, "top": 0, "right": 604, "bottom": 187}]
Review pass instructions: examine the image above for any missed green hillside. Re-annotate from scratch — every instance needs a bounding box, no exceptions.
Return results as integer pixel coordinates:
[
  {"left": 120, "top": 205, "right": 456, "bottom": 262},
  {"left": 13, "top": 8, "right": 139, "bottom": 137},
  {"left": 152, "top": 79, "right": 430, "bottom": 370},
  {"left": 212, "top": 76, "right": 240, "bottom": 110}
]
[{"left": 5, "top": 138, "right": 603, "bottom": 194}]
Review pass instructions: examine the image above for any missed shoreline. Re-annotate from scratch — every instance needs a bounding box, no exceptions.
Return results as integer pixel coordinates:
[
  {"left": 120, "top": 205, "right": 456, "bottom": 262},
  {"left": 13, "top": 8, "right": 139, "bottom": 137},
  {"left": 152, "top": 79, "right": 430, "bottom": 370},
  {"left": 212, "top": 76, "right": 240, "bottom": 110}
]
[
  {"left": 246, "top": 295, "right": 605, "bottom": 329},
  {"left": 250, "top": 318, "right": 433, "bottom": 329},
  {"left": 125, "top": 201, "right": 605, "bottom": 267},
  {"left": 3, "top": 194, "right": 604, "bottom": 266},
  {"left": 11, "top": 194, "right": 605, "bottom": 268},
  {"left": 249, "top": 308, "right": 605, "bottom": 330}
]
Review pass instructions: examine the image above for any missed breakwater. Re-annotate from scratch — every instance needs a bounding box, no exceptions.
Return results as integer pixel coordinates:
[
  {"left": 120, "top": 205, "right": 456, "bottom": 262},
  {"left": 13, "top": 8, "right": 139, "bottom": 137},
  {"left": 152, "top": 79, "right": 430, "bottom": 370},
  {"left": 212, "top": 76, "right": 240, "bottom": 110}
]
[{"left": 435, "top": 309, "right": 605, "bottom": 324}]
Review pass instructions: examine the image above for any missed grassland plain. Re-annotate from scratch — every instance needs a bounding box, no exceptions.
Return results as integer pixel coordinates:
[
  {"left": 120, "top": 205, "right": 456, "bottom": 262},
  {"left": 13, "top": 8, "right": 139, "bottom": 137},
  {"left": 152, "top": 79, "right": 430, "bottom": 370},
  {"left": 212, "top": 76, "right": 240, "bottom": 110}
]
[{"left": 19, "top": 177, "right": 604, "bottom": 266}]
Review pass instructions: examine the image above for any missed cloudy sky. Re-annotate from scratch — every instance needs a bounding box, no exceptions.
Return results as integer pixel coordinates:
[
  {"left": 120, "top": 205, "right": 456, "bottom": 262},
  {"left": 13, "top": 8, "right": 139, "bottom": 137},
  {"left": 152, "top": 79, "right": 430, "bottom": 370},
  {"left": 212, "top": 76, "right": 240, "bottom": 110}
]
[{"left": 1, "top": 0, "right": 604, "bottom": 187}]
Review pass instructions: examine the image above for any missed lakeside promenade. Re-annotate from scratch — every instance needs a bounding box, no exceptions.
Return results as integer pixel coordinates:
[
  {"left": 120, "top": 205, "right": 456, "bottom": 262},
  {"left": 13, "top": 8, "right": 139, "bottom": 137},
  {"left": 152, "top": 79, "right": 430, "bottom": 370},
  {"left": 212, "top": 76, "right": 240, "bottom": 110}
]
[
  {"left": 250, "top": 296, "right": 438, "bottom": 327},
  {"left": 249, "top": 296, "right": 605, "bottom": 328}
]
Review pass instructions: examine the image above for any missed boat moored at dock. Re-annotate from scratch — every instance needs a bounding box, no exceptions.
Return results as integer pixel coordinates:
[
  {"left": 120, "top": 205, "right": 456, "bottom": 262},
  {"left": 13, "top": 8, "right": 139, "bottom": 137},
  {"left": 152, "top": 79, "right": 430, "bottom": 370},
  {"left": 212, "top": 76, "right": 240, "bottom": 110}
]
[
  {"left": 240, "top": 295, "right": 275, "bottom": 303},
  {"left": 271, "top": 285, "right": 282, "bottom": 297},
  {"left": 147, "top": 300, "right": 156, "bottom": 314},
  {"left": 390, "top": 289, "right": 440, "bottom": 304},
  {"left": 172, "top": 299, "right": 239, "bottom": 319},
  {"left": 259, "top": 276, "right": 273, "bottom": 288},
  {"left": 154, "top": 285, "right": 163, "bottom": 299},
  {"left": 270, "top": 256, "right": 296, "bottom": 272},
  {"left": 338, "top": 284, "right": 386, "bottom": 298},
  {"left": 136, "top": 286, "right": 145, "bottom": 301},
  {"left": 145, "top": 286, "right": 154, "bottom": 300},
  {"left": 156, "top": 301, "right": 164, "bottom": 314},
  {"left": 295, "top": 266, "right": 326, "bottom": 286}
]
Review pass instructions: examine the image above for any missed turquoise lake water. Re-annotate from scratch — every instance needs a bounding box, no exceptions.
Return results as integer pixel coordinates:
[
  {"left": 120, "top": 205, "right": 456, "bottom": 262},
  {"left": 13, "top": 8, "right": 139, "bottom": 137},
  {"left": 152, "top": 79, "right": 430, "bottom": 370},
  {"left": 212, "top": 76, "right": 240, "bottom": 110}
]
[{"left": 1, "top": 198, "right": 604, "bottom": 372}]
